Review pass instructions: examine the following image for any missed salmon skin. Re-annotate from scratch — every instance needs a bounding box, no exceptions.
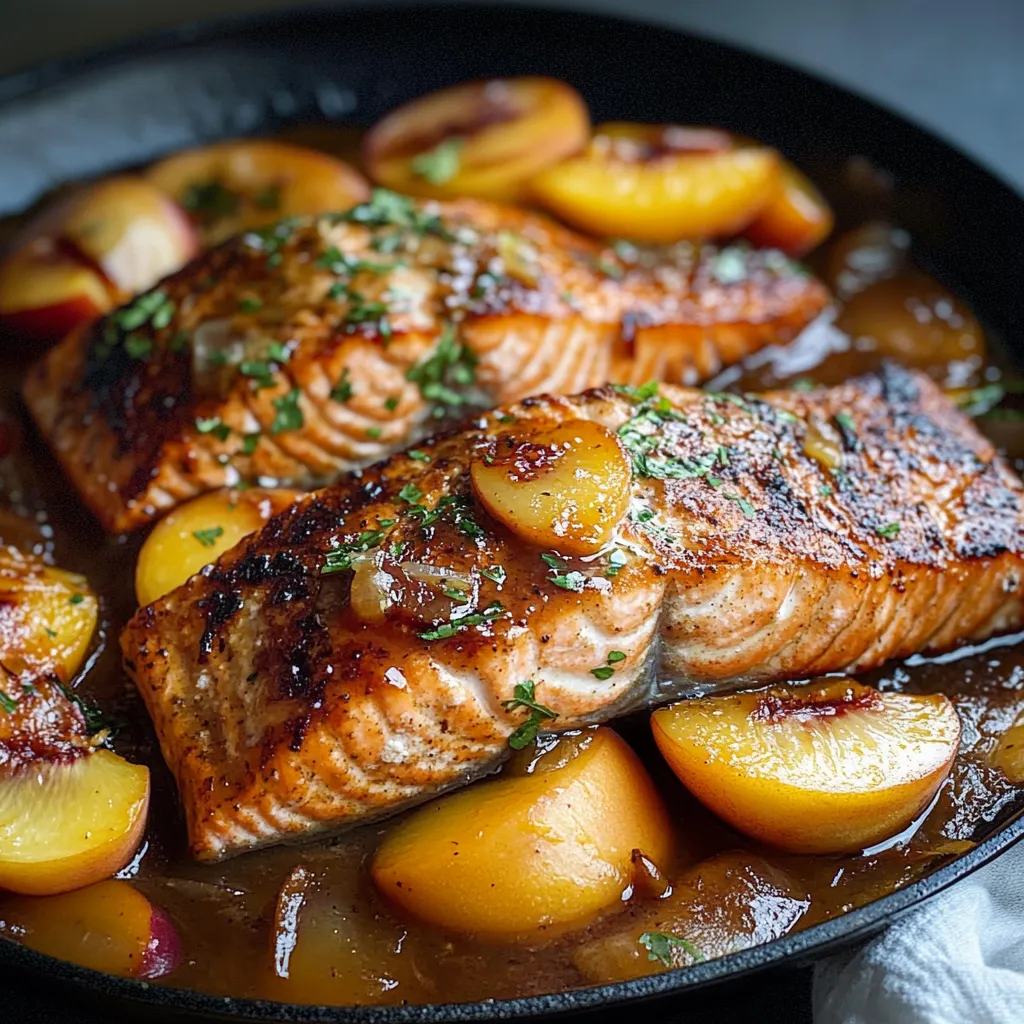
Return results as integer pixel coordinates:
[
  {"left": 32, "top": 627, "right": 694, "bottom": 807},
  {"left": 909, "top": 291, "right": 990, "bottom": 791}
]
[
  {"left": 120, "top": 364, "right": 1024, "bottom": 861},
  {"left": 23, "top": 191, "right": 828, "bottom": 533}
]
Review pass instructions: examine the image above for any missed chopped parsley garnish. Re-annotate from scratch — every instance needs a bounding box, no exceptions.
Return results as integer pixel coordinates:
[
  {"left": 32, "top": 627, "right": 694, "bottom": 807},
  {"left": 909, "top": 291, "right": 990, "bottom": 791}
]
[
  {"left": 480, "top": 564, "right": 506, "bottom": 585},
  {"left": 406, "top": 325, "right": 478, "bottom": 416},
  {"left": 419, "top": 600, "right": 504, "bottom": 641},
  {"left": 500, "top": 680, "right": 558, "bottom": 750},
  {"left": 270, "top": 389, "right": 304, "bottom": 435},
  {"left": 193, "top": 526, "right": 224, "bottom": 548},
  {"left": 0, "top": 691, "right": 16, "bottom": 714},
  {"left": 238, "top": 297, "right": 262, "bottom": 313},
  {"left": 322, "top": 530, "right": 388, "bottom": 575},
  {"left": 195, "top": 416, "right": 232, "bottom": 442},
  {"left": 181, "top": 180, "right": 239, "bottom": 221},
  {"left": 268, "top": 341, "right": 290, "bottom": 363},
  {"left": 253, "top": 184, "right": 282, "bottom": 210},
  {"left": 724, "top": 492, "right": 756, "bottom": 517},
  {"left": 408, "top": 449, "right": 431, "bottom": 462},
  {"left": 638, "top": 932, "right": 705, "bottom": 967},
  {"left": 241, "top": 432, "right": 260, "bottom": 455},
  {"left": 331, "top": 369, "right": 354, "bottom": 403},
  {"left": 68, "top": 593, "right": 84, "bottom": 605},
  {"left": 398, "top": 483, "right": 423, "bottom": 505},
  {"left": 341, "top": 188, "right": 455, "bottom": 243},
  {"left": 876, "top": 522, "right": 901, "bottom": 539},
  {"left": 384, "top": 395, "right": 400, "bottom": 412},
  {"left": 411, "top": 137, "right": 465, "bottom": 185},
  {"left": 44, "top": 627, "right": 57, "bottom": 638},
  {"left": 124, "top": 334, "right": 153, "bottom": 360},
  {"left": 833, "top": 411, "right": 860, "bottom": 450},
  {"left": 57, "top": 680, "right": 110, "bottom": 735},
  {"left": 540, "top": 552, "right": 587, "bottom": 592},
  {"left": 819, "top": 483, "right": 834, "bottom": 497},
  {"left": 443, "top": 586, "right": 472, "bottom": 604},
  {"left": 591, "top": 650, "right": 627, "bottom": 679},
  {"left": 366, "top": 426, "right": 382, "bottom": 440},
  {"left": 612, "top": 380, "right": 661, "bottom": 402}
]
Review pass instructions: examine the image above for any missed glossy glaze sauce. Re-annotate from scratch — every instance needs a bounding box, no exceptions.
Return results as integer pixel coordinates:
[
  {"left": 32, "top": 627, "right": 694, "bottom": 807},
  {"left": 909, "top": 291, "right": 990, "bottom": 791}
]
[{"left": 0, "top": 126, "right": 1022, "bottom": 1007}]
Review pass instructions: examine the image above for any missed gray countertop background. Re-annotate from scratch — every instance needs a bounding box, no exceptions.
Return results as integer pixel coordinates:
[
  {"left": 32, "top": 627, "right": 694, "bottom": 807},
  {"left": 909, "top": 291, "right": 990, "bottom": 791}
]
[{"left": 1, "top": 0, "right": 1021, "bottom": 1020}]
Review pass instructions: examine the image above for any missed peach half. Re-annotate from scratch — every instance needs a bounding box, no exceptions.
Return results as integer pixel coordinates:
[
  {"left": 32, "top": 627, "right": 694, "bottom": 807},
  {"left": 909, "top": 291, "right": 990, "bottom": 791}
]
[
  {"left": 371, "top": 728, "right": 673, "bottom": 941},
  {"left": 652, "top": 680, "right": 961, "bottom": 854}
]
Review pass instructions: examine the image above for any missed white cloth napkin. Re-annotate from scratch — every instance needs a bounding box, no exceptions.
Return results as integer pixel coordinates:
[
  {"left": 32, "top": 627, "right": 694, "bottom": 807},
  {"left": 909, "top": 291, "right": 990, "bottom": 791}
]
[{"left": 812, "top": 840, "right": 1024, "bottom": 1024}]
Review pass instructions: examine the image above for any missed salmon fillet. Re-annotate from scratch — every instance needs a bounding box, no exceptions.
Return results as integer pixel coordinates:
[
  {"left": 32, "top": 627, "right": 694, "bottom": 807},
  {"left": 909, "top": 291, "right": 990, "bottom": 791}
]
[
  {"left": 23, "top": 191, "right": 828, "bottom": 532},
  {"left": 120, "top": 364, "right": 1024, "bottom": 861}
]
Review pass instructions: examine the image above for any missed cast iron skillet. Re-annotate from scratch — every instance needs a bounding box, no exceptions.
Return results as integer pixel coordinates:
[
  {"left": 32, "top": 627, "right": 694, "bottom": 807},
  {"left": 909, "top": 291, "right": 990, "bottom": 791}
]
[{"left": 1, "top": 3, "right": 1024, "bottom": 1021}]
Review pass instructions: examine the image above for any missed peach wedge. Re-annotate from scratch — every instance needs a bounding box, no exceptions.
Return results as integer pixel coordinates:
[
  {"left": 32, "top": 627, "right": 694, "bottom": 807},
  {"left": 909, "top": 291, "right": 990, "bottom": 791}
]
[
  {"left": 371, "top": 728, "right": 673, "bottom": 941},
  {"left": 1, "top": 879, "right": 180, "bottom": 978},
  {"left": 135, "top": 487, "right": 300, "bottom": 607},
  {"left": 364, "top": 77, "right": 590, "bottom": 202},
  {"left": 0, "top": 749, "right": 150, "bottom": 895},
  {"left": 470, "top": 419, "right": 632, "bottom": 555},
  {"left": 652, "top": 680, "right": 961, "bottom": 854},
  {"left": 146, "top": 139, "right": 370, "bottom": 245},
  {"left": 529, "top": 122, "right": 780, "bottom": 243}
]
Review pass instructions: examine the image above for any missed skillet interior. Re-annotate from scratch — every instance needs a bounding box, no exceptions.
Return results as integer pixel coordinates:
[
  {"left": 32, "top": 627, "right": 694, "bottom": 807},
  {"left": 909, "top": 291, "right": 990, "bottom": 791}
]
[{"left": 1, "top": 3, "right": 1023, "bottom": 1021}]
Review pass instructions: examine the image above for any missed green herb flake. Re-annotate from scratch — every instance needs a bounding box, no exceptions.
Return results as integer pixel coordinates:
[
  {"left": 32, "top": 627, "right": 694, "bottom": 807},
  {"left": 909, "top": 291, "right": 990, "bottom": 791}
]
[
  {"left": 406, "top": 325, "right": 478, "bottom": 416},
  {"left": 271, "top": 389, "right": 304, "bottom": 435},
  {"left": 607, "top": 650, "right": 626, "bottom": 663},
  {"left": 481, "top": 564, "right": 506, "bottom": 585},
  {"left": 500, "top": 679, "right": 558, "bottom": 750},
  {"left": 195, "top": 416, "right": 232, "bottom": 442},
  {"left": 398, "top": 483, "right": 424, "bottom": 505},
  {"left": 193, "top": 526, "right": 224, "bottom": 548},
  {"left": 44, "top": 627, "right": 57, "bottom": 639},
  {"left": 724, "top": 492, "right": 756, "bottom": 517},
  {"left": 331, "top": 369, "right": 354, "bottom": 403},
  {"left": 711, "top": 247, "right": 749, "bottom": 285},
  {"left": 590, "top": 665, "right": 615, "bottom": 680},
  {"left": 408, "top": 449, "right": 431, "bottom": 462},
  {"left": 366, "top": 426, "right": 382, "bottom": 440},
  {"left": 124, "top": 333, "right": 153, "bottom": 360},
  {"left": 322, "top": 529, "right": 388, "bottom": 575},
  {"left": 411, "top": 137, "right": 465, "bottom": 186},
  {"left": 638, "top": 931, "right": 705, "bottom": 968},
  {"left": 182, "top": 180, "right": 239, "bottom": 221},
  {"left": 241, "top": 432, "right": 261, "bottom": 456},
  {"left": 876, "top": 522, "right": 901, "bottom": 539},
  {"left": 68, "top": 593, "right": 85, "bottom": 605},
  {"left": 419, "top": 600, "right": 505, "bottom": 641},
  {"left": 0, "top": 691, "right": 16, "bottom": 714},
  {"left": 384, "top": 395, "right": 400, "bottom": 412},
  {"left": 238, "top": 297, "right": 263, "bottom": 314},
  {"left": 551, "top": 571, "right": 587, "bottom": 592}
]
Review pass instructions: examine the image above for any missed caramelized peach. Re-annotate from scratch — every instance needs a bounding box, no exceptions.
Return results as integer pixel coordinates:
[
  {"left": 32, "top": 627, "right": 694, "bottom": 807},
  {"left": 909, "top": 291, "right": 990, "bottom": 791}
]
[
  {"left": 364, "top": 77, "right": 589, "bottom": 202},
  {"left": 0, "top": 880, "right": 179, "bottom": 978},
  {"left": 135, "top": 487, "right": 300, "bottom": 607},
  {"left": 574, "top": 851, "right": 808, "bottom": 982},
  {"left": 652, "top": 680, "right": 961, "bottom": 854},
  {"left": 529, "top": 122, "right": 780, "bottom": 242},
  {"left": 835, "top": 269, "right": 985, "bottom": 383},
  {"left": 0, "top": 749, "right": 150, "bottom": 895},
  {"left": 0, "top": 176, "right": 197, "bottom": 344},
  {"left": 744, "top": 161, "right": 834, "bottom": 256},
  {"left": 0, "top": 242, "right": 110, "bottom": 342},
  {"left": 0, "top": 546, "right": 97, "bottom": 681},
  {"left": 146, "top": 140, "right": 370, "bottom": 245},
  {"left": 371, "top": 728, "right": 673, "bottom": 941},
  {"left": 470, "top": 419, "right": 632, "bottom": 555}
]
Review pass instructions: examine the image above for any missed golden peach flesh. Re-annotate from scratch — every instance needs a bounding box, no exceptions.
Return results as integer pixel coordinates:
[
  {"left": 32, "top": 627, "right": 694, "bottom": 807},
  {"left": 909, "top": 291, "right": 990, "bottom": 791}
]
[{"left": 470, "top": 419, "right": 632, "bottom": 555}]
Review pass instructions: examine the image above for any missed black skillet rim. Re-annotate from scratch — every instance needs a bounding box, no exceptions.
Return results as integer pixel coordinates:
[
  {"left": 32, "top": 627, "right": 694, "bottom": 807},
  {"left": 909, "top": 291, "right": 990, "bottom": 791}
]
[{"left": 1, "top": 3, "right": 1023, "bottom": 1020}]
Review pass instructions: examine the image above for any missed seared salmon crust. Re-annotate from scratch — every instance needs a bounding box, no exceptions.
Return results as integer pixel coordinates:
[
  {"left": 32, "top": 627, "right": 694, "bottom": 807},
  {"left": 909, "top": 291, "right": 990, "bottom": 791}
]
[
  {"left": 121, "top": 364, "right": 1024, "bottom": 860},
  {"left": 24, "top": 192, "right": 828, "bottom": 532}
]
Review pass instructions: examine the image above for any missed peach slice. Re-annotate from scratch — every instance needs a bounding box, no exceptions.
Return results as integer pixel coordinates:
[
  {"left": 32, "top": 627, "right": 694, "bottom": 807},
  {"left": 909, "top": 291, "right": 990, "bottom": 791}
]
[
  {"left": 835, "top": 269, "right": 985, "bottom": 384},
  {"left": 364, "top": 77, "right": 590, "bottom": 202},
  {"left": 0, "top": 748, "right": 150, "bottom": 895},
  {"left": 0, "top": 242, "right": 111, "bottom": 342},
  {"left": 0, "top": 879, "right": 179, "bottom": 978},
  {"left": 652, "top": 680, "right": 961, "bottom": 854},
  {"left": 0, "top": 176, "right": 197, "bottom": 344},
  {"left": 146, "top": 140, "right": 370, "bottom": 245},
  {"left": 470, "top": 419, "right": 632, "bottom": 555},
  {"left": 529, "top": 122, "right": 780, "bottom": 243},
  {"left": 135, "top": 487, "right": 300, "bottom": 607},
  {"left": 0, "top": 546, "right": 97, "bottom": 681},
  {"left": 574, "top": 851, "right": 809, "bottom": 982},
  {"left": 371, "top": 728, "right": 673, "bottom": 941},
  {"left": 744, "top": 160, "right": 834, "bottom": 256}
]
